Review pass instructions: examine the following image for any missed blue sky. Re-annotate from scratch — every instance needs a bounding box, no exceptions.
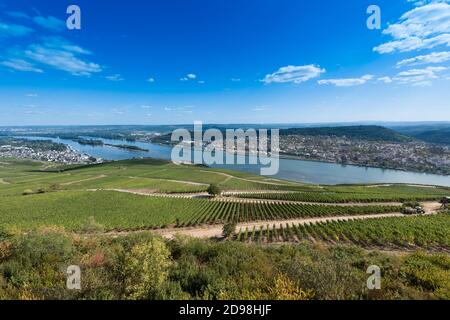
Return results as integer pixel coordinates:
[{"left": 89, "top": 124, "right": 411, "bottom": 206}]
[{"left": 1, "top": 0, "right": 450, "bottom": 125}]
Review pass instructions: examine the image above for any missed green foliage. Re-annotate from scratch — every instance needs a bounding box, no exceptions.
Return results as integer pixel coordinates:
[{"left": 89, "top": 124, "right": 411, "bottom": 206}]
[
  {"left": 123, "top": 238, "right": 172, "bottom": 299},
  {"left": 222, "top": 222, "right": 237, "bottom": 239},
  {"left": 207, "top": 184, "right": 221, "bottom": 196}
]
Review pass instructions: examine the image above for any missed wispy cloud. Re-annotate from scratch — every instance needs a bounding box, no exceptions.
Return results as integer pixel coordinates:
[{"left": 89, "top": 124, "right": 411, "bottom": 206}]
[
  {"left": 374, "top": 3, "right": 450, "bottom": 54},
  {"left": 262, "top": 65, "right": 325, "bottom": 84},
  {"left": 6, "top": 11, "right": 31, "bottom": 19},
  {"left": 147, "top": 77, "right": 155, "bottom": 83},
  {"left": 396, "top": 51, "right": 450, "bottom": 67},
  {"left": 0, "top": 59, "right": 43, "bottom": 73},
  {"left": 392, "top": 66, "right": 447, "bottom": 86},
  {"left": 7, "top": 37, "right": 103, "bottom": 76},
  {"left": 0, "top": 20, "right": 33, "bottom": 38},
  {"left": 252, "top": 105, "right": 270, "bottom": 111},
  {"left": 318, "top": 75, "right": 374, "bottom": 87},
  {"left": 33, "top": 16, "right": 65, "bottom": 32},
  {"left": 105, "top": 74, "right": 124, "bottom": 81}
]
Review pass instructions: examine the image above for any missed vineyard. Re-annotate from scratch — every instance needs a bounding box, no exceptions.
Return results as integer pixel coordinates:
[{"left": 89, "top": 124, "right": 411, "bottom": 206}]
[
  {"left": 0, "top": 190, "right": 402, "bottom": 231},
  {"left": 229, "top": 190, "right": 449, "bottom": 203},
  {"left": 236, "top": 214, "right": 450, "bottom": 249}
]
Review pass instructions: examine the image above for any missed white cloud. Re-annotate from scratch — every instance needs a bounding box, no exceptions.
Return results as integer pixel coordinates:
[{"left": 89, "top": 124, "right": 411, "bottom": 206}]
[
  {"left": 262, "top": 65, "right": 325, "bottom": 84},
  {"left": 408, "top": 0, "right": 450, "bottom": 6},
  {"left": 105, "top": 74, "right": 124, "bottom": 81},
  {"left": 396, "top": 51, "right": 450, "bottom": 67},
  {"left": 147, "top": 77, "right": 155, "bottom": 83},
  {"left": 374, "top": 3, "right": 450, "bottom": 54},
  {"left": 0, "top": 59, "right": 43, "bottom": 73},
  {"left": 0, "top": 21, "right": 33, "bottom": 38},
  {"left": 378, "top": 76, "right": 393, "bottom": 83},
  {"left": 26, "top": 93, "right": 38, "bottom": 97},
  {"left": 392, "top": 66, "right": 447, "bottom": 86},
  {"left": 180, "top": 73, "right": 197, "bottom": 81},
  {"left": 18, "top": 37, "right": 102, "bottom": 76},
  {"left": 231, "top": 78, "right": 241, "bottom": 82},
  {"left": 253, "top": 105, "right": 270, "bottom": 111},
  {"left": 7, "top": 11, "right": 31, "bottom": 19},
  {"left": 141, "top": 105, "right": 151, "bottom": 109},
  {"left": 318, "top": 75, "right": 374, "bottom": 87},
  {"left": 33, "top": 16, "right": 65, "bottom": 32}
]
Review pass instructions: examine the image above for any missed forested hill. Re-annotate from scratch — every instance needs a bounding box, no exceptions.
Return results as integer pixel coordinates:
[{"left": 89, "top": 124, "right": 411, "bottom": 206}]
[
  {"left": 414, "top": 128, "right": 450, "bottom": 145},
  {"left": 279, "top": 125, "right": 414, "bottom": 143}
]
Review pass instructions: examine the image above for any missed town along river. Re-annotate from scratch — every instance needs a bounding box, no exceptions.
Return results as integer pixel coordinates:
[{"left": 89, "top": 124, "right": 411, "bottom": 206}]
[{"left": 19, "top": 136, "right": 450, "bottom": 187}]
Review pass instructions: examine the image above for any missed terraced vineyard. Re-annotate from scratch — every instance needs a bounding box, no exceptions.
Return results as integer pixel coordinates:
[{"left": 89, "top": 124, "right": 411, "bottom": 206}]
[{"left": 236, "top": 214, "right": 450, "bottom": 249}]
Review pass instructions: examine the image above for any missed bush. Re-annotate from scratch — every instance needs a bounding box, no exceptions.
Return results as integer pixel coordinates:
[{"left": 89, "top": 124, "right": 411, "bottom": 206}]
[
  {"left": 123, "top": 238, "right": 172, "bottom": 299},
  {"left": 222, "top": 222, "right": 237, "bottom": 239},
  {"left": 207, "top": 184, "right": 221, "bottom": 196}
]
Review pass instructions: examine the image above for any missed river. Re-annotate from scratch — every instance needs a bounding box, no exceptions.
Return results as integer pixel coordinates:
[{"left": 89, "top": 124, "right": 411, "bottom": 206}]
[{"left": 19, "top": 136, "right": 450, "bottom": 187}]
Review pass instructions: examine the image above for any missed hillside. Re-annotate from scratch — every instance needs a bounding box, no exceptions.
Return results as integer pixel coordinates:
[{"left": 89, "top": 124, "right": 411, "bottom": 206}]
[
  {"left": 414, "top": 129, "right": 450, "bottom": 145},
  {"left": 280, "top": 125, "right": 413, "bottom": 142}
]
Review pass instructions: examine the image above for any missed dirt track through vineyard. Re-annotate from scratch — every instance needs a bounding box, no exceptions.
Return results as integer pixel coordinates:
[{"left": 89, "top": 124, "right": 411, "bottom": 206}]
[{"left": 103, "top": 201, "right": 442, "bottom": 240}]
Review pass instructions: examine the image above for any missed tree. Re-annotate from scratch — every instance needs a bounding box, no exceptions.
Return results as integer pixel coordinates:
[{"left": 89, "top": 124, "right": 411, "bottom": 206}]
[
  {"left": 207, "top": 184, "right": 221, "bottom": 197},
  {"left": 222, "top": 222, "right": 237, "bottom": 239},
  {"left": 123, "top": 238, "right": 172, "bottom": 299}
]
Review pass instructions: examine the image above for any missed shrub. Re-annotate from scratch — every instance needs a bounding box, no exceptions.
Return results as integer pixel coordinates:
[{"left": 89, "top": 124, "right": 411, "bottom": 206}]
[
  {"left": 222, "top": 222, "right": 237, "bottom": 239},
  {"left": 123, "top": 238, "right": 172, "bottom": 299},
  {"left": 207, "top": 184, "right": 221, "bottom": 196}
]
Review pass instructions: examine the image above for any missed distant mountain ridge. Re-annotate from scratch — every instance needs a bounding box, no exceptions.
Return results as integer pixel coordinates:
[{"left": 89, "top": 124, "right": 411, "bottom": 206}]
[{"left": 280, "top": 125, "right": 414, "bottom": 143}]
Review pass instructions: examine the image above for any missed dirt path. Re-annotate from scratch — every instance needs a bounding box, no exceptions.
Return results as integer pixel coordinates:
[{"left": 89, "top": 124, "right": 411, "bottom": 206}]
[
  {"left": 95, "top": 188, "right": 404, "bottom": 205},
  {"left": 61, "top": 175, "right": 107, "bottom": 186},
  {"left": 0, "top": 178, "right": 10, "bottom": 185},
  {"left": 214, "top": 196, "right": 403, "bottom": 207},
  {"left": 92, "top": 188, "right": 211, "bottom": 199},
  {"left": 156, "top": 212, "right": 407, "bottom": 239}
]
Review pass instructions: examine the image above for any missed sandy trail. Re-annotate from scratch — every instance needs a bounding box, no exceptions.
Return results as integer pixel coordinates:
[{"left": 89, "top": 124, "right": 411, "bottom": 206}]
[
  {"left": 93, "top": 188, "right": 211, "bottom": 199},
  {"left": 213, "top": 196, "right": 403, "bottom": 207},
  {"left": 0, "top": 178, "right": 10, "bottom": 185},
  {"left": 157, "top": 212, "right": 408, "bottom": 239}
]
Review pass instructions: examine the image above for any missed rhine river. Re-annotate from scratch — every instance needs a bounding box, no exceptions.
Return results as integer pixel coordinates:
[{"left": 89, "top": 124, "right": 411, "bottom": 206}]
[{"left": 20, "top": 136, "right": 450, "bottom": 187}]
